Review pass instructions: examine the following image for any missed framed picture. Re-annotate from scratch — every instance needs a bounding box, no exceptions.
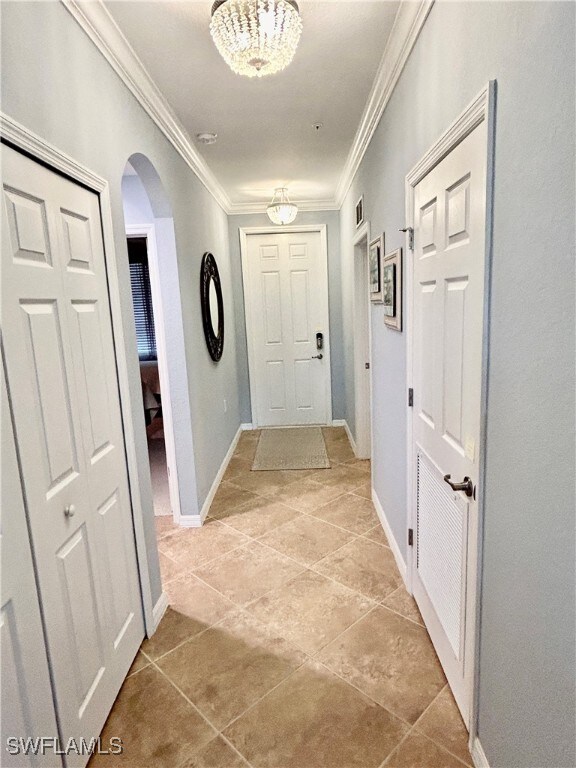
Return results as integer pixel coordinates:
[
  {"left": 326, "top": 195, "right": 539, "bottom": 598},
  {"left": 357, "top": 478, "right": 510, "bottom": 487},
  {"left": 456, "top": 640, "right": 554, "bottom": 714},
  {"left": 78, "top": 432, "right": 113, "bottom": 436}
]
[
  {"left": 369, "top": 234, "right": 384, "bottom": 303},
  {"left": 355, "top": 196, "right": 364, "bottom": 228},
  {"left": 382, "top": 248, "right": 402, "bottom": 330}
]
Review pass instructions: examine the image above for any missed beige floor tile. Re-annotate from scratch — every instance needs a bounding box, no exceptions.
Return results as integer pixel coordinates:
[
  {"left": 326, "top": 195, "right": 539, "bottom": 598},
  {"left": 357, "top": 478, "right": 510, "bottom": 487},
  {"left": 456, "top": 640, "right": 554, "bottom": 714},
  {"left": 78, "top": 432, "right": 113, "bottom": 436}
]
[
  {"left": 158, "top": 521, "right": 249, "bottom": 568},
  {"left": 223, "top": 456, "right": 253, "bottom": 480},
  {"left": 142, "top": 606, "right": 211, "bottom": 660},
  {"left": 179, "top": 736, "right": 249, "bottom": 768},
  {"left": 326, "top": 441, "right": 356, "bottom": 464},
  {"left": 230, "top": 469, "right": 303, "bottom": 496},
  {"left": 313, "top": 537, "right": 402, "bottom": 601},
  {"left": 166, "top": 572, "right": 236, "bottom": 626},
  {"left": 211, "top": 495, "right": 301, "bottom": 537},
  {"left": 382, "top": 587, "right": 424, "bottom": 626},
  {"left": 155, "top": 514, "right": 177, "bottom": 539},
  {"left": 318, "top": 606, "right": 446, "bottom": 724},
  {"left": 126, "top": 650, "right": 150, "bottom": 677},
  {"left": 352, "top": 479, "right": 372, "bottom": 500},
  {"left": 259, "top": 515, "right": 353, "bottom": 566},
  {"left": 208, "top": 483, "right": 259, "bottom": 518},
  {"left": 194, "top": 541, "right": 304, "bottom": 605},
  {"left": 363, "top": 522, "right": 390, "bottom": 547},
  {"left": 275, "top": 478, "right": 346, "bottom": 512},
  {"left": 89, "top": 665, "right": 214, "bottom": 768},
  {"left": 415, "top": 687, "right": 472, "bottom": 765},
  {"left": 157, "top": 609, "right": 307, "bottom": 729},
  {"left": 310, "top": 463, "right": 367, "bottom": 492},
  {"left": 247, "top": 570, "right": 373, "bottom": 654},
  {"left": 223, "top": 661, "right": 408, "bottom": 768},
  {"left": 383, "top": 730, "right": 468, "bottom": 768},
  {"left": 343, "top": 458, "right": 372, "bottom": 474},
  {"left": 310, "top": 493, "right": 379, "bottom": 534},
  {"left": 159, "top": 551, "right": 189, "bottom": 584},
  {"left": 322, "top": 426, "right": 347, "bottom": 442}
]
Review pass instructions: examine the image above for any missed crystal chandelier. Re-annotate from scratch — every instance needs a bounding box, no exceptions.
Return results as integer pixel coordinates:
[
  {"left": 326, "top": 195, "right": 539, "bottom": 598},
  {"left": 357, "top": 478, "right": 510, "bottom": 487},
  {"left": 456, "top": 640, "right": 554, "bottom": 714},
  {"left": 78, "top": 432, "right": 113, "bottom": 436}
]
[
  {"left": 266, "top": 188, "right": 298, "bottom": 225},
  {"left": 210, "top": 0, "right": 303, "bottom": 78}
]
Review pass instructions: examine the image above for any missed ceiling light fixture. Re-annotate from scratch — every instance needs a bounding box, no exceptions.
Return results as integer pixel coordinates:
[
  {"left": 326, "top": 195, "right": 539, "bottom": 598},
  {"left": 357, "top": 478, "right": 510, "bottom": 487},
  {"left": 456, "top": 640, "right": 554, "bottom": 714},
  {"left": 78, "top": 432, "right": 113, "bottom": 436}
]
[
  {"left": 266, "top": 187, "right": 298, "bottom": 225},
  {"left": 210, "top": 0, "right": 303, "bottom": 78},
  {"left": 196, "top": 132, "right": 218, "bottom": 144}
]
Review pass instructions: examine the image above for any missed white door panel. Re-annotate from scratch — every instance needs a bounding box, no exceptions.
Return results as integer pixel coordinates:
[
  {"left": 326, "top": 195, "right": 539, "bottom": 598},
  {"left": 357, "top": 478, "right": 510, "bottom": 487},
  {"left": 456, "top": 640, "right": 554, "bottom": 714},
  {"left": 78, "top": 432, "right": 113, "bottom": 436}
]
[
  {"left": 411, "top": 123, "right": 487, "bottom": 722},
  {"left": 244, "top": 230, "right": 331, "bottom": 427},
  {"left": 1, "top": 144, "right": 143, "bottom": 766},
  {"left": 1, "top": 356, "right": 62, "bottom": 768}
]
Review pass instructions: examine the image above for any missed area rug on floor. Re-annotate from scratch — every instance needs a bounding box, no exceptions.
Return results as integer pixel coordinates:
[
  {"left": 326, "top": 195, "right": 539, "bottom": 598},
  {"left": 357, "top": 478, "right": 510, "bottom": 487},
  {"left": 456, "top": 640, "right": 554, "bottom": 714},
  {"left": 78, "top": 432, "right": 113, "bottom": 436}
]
[{"left": 252, "top": 427, "right": 331, "bottom": 471}]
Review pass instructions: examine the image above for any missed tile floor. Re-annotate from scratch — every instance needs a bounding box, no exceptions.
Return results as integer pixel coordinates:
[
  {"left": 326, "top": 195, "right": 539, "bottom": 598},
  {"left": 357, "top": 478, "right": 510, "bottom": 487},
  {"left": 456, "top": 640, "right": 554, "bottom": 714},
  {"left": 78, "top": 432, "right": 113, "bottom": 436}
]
[{"left": 91, "top": 427, "right": 472, "bottom": 768}]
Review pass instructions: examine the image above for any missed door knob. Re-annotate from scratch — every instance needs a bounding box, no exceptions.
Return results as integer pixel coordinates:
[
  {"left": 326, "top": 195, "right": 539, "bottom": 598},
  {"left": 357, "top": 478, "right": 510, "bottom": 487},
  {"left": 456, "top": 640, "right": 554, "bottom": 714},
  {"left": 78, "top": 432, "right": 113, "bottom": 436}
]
[
  {"left": 312, "top": 354, "right": 323, "bottom": 360},
  {"left": 64, "top": 504, "right": 76, "bottom": 518},
  {"left": 443, "top": 475, "right": 474, "bottom": 498}
]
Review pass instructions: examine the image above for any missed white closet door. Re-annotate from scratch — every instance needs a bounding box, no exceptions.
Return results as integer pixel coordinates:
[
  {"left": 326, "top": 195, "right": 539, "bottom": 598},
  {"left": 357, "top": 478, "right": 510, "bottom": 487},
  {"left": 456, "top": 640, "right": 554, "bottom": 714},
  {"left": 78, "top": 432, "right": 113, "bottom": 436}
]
[
  {"left": 244, "top": 230, "right": 331, "bottom": 427},
  {"left": 411, "top": 123, "right": 487, "bottom": 723},
  {"left": 1, "top": 354, "right": 62, "bottom": 768},
  {"left": 1, "top": 144, "right": 143, "bottom": 765}
]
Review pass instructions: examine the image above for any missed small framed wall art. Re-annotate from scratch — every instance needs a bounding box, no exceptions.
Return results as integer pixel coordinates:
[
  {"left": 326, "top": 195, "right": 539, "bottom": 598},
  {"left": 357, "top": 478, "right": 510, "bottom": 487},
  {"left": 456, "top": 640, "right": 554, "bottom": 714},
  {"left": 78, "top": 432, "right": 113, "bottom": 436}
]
[
  {"left": 355, "top": 196, "right": 364, "bottom": 228},
  {"left": 382, "top": 247, "right": 402, "bottom": 331},
  {"left": 368, "top": 233, "right": 385, "bottom": 303}
]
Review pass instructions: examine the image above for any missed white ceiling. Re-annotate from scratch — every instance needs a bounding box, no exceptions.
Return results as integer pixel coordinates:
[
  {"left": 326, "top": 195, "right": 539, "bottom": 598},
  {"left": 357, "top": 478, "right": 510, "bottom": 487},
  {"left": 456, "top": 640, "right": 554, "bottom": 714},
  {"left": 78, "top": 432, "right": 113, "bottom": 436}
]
[{"left": 105, "top": 1, "right": 400, "bottom": 207}]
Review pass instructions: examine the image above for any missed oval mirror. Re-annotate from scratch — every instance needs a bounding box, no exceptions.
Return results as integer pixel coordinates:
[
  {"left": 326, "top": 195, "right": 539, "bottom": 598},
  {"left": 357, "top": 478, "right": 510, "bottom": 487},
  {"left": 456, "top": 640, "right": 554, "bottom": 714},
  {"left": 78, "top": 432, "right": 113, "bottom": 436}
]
[{"left": 200, "top": 252, "right": 224, "bottom": 362}]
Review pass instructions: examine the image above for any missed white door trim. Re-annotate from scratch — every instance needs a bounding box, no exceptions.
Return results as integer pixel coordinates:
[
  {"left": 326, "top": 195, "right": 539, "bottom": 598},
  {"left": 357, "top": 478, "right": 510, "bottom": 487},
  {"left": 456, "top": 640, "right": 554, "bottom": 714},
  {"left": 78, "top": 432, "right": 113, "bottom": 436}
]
[
  {"left": 404, "top": 82, "right": 496, "bottom": 743},
  {"left": 126, "top": 224, "right": 182, "bottom": 524},
  {"left": 239, "top": 225, "right": 332, "bottom": 428},
  {"left": 352, "top": 220, "right": 372, "bottom": 459},
  {"left": 1, "top": 111, "right": 156, "bottom": 635}
]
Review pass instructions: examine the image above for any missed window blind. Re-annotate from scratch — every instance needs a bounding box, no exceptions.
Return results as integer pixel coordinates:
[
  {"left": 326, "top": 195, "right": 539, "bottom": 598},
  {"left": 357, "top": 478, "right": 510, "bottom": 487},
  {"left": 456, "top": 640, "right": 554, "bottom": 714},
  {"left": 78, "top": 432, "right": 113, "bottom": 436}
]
[{"left": 127, "top": 237, "right": 157, "bottom": 361}]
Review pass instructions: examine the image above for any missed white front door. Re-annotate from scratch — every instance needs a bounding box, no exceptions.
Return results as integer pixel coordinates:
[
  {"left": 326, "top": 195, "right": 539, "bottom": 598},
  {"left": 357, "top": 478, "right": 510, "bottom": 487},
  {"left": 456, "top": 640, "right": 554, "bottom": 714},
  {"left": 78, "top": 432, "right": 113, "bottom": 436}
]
[
  {"left": 410, "top": 123, "right": 487, "bottom": 723},
  {"left": 1, "top": 144, "right": 144, "bottom": 765},
  {"left": 243, "top": 229, "right": 331, "bottom": 427}
]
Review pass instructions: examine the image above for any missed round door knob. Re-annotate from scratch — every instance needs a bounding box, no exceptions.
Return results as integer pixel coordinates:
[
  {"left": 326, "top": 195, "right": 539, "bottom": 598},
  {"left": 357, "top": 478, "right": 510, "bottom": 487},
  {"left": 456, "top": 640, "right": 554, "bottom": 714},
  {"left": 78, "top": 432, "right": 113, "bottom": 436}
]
[{"left": 64, "top": 504, "right": 76, "bottom": 518}]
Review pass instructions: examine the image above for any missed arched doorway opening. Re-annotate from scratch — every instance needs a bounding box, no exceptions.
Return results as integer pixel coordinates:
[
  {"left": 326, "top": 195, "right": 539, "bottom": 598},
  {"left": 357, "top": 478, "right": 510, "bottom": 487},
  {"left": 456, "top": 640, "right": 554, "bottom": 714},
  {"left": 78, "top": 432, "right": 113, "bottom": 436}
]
[{"left": 121, "top": 154, "right": 198, "bottom": 530}]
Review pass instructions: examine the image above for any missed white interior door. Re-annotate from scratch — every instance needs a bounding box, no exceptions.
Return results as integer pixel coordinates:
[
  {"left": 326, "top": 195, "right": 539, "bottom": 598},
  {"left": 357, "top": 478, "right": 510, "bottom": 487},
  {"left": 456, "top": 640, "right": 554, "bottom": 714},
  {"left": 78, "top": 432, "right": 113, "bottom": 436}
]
[
  {"left": 1, "top": 144, "right": 144, "bottom": 765},
  {"left": 243, "top": 229, "right": 331, "bottom": 427},
  {"left": 410, "top": 123, "right": 487, "bottom": 723},
  {"left": 1, "top": 354, "right": 63, "bottom": 768},
  {"left": 353, "top": 235, "right": 372, "bottom": 458}
]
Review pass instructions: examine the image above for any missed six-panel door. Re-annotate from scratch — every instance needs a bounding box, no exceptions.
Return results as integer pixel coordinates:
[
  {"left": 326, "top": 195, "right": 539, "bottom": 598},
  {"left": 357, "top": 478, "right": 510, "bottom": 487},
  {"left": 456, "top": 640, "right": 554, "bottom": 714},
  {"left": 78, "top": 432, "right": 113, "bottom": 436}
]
[{"left": 1, "top": 144, "right": 144, "bottom": 766}]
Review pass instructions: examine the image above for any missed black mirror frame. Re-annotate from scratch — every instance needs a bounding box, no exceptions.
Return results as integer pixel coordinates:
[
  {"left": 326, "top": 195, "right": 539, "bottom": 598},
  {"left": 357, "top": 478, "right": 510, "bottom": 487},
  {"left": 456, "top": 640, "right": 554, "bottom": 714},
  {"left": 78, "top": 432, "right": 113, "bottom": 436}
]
[{"left": 200, "top": 252, "right": 224, "bottom": 362}]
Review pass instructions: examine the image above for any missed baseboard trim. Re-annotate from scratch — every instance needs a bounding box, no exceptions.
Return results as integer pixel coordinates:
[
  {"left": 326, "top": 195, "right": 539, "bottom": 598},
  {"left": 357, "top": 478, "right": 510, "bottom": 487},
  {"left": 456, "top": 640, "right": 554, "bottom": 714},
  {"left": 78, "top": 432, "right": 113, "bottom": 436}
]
[
  {"left": 331, "top": 419, "right": 346, "bottom": 427},
  {"left": 198, "top": 425, "right": 243, "bottom": 522},
  {"left": 151, "top": 591, "right": 169, "bottom": 634},
  {"left": 343, "top": 421, "right": 359, "bottom": 457},
  {"left": 371, "top": 489, "right": 408, "bottom": 586},
  {"left": 240, "top": 422, "right": 254, "bottom": 431},
  {"left": 471, "top": 737, "right": 490, "bottom": 768}
]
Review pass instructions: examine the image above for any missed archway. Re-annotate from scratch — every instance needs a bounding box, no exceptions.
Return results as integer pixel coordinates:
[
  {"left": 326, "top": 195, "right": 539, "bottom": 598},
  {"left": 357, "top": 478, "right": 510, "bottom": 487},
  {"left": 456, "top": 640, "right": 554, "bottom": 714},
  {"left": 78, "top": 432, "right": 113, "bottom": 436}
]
[{"left": 121, "top": 154, "right": 199, "bottom": 531}]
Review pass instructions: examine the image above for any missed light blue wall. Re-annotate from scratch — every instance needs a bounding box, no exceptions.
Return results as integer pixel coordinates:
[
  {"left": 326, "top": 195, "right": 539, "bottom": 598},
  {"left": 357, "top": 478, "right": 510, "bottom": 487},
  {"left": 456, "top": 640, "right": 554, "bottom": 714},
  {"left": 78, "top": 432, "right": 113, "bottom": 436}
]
[
  {"left": 340, "top": 3, "right": 575, "bottom": 765},
  {"left": 228, "top": 211, "right": 344, "bottom": 424},
  {"left": 1, "top": 0, "right": 243, "bottom": 603}
]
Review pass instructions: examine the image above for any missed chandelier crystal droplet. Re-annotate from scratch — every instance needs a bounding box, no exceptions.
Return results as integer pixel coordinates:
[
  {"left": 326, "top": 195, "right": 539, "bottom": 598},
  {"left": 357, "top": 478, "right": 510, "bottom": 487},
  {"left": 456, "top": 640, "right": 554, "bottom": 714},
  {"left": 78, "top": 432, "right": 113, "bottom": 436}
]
[{"left": 210, "top": 0, "right": 303, "bottom": 78}]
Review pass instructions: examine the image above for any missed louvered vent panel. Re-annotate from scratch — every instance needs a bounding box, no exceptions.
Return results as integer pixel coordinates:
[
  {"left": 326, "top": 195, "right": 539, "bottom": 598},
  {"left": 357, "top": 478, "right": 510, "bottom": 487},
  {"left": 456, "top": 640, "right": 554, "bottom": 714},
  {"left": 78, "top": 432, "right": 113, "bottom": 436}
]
[{"left": 417, "top": 452, "right": 466, "bottom": 659}]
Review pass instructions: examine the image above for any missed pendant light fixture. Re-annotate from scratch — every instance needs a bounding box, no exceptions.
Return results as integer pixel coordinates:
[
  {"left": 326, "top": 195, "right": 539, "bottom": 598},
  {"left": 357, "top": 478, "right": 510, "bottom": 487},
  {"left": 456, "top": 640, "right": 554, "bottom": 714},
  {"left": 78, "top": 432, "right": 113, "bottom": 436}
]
[
  {"left": 210, "top": 0, "right": 303, "bottom": 78},
  {"left": 266, "top": 187, "right": 298, "bottom": 225}
]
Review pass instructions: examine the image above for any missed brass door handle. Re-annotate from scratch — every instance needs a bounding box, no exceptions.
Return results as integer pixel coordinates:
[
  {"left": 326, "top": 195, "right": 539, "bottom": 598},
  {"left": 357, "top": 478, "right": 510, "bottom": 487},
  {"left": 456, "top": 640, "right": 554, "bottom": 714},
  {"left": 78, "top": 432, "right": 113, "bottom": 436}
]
[{"left": 443, "top": 475, "right": 474, "bottom": 498}]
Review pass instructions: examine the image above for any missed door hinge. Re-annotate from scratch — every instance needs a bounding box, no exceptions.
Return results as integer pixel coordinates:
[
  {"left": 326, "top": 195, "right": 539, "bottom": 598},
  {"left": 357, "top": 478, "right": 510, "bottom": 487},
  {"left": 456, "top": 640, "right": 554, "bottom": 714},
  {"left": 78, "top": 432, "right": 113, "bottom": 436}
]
[
  {"left": 399, "top": 226, "right": 414, "bottom": 251},
  {"left": 408, "top": 528, "right": 414, "bottom": 546},
  {"left": 365, "top": 362, "right": 370, "bottom": 370},
  {"left": 408, "top": 388, "right": 413, "bottom": 407}
]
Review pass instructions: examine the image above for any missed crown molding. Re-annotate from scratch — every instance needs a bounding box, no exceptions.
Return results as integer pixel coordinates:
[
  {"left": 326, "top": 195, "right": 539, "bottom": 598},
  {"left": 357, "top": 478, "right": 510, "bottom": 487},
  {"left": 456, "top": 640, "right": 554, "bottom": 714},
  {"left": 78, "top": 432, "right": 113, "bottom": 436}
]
[
  {"left": 335, "top": 0, "right": 434, "bottom": 206},
  {"left": 62, "top": 0, "right": 232, "bottom": 213},
  {"left": 228, "top": 198, "right": 340, "bottom": 215},
  {"left": 62, "top": 0, "right": 433, "bottom": 216}
]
